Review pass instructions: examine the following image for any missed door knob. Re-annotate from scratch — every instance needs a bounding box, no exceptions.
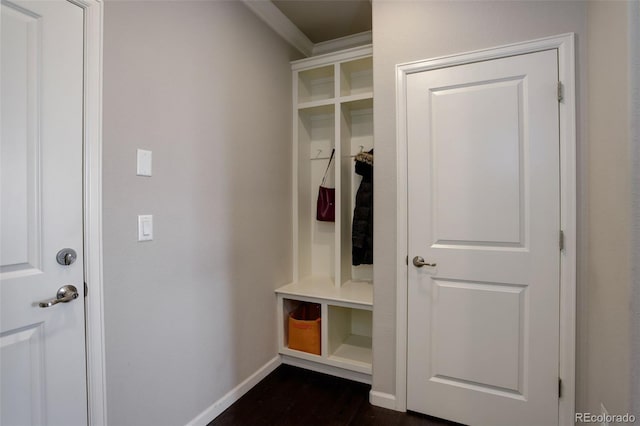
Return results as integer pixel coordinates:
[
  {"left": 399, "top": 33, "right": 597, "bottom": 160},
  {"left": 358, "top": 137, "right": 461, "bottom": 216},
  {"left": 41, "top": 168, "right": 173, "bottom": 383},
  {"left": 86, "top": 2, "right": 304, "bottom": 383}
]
[
  {"left": 37, "top": 285, "right": 79, "bottom": 308},
  {"left": 56, "top": 248, "right": 77, "bottom": 265},
  {"left": 413, "top": 256, "right": 436, "bottom": 268}
]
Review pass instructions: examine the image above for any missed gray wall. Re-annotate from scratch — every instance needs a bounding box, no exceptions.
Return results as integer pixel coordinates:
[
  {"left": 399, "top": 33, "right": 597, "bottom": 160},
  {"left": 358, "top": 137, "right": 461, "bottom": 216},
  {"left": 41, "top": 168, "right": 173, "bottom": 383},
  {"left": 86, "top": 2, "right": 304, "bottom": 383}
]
[
  {"left": 586, "top": 0, "right": 631, "bottom": 416},
  {"left": 371, "top": 0, "right": 632, "bottom": 417},
  {"left": 631, "top": 0, "right": 640, "bottom": 416},
  {"left": 102, "top": 2, "right": 299, "bottom": 425}
]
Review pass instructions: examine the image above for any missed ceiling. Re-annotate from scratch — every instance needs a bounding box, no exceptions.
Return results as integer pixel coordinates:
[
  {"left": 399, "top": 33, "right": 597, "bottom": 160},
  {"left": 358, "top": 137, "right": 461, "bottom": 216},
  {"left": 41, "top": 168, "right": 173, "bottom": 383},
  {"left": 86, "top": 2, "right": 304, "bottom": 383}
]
[{"left": 272, "top": 0, "right": 372, "bottom": 44}]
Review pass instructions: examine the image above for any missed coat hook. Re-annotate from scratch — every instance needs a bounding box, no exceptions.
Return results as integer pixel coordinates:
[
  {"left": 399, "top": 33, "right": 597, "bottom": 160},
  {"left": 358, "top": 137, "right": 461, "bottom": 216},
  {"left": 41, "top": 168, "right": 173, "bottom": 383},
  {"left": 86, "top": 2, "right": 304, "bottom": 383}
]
[
  {"left": 359, "top": 145, "right": 364, "bottom": 153},
  {"left": 315, "top": 149, "right": 322, "bottom": 159}
]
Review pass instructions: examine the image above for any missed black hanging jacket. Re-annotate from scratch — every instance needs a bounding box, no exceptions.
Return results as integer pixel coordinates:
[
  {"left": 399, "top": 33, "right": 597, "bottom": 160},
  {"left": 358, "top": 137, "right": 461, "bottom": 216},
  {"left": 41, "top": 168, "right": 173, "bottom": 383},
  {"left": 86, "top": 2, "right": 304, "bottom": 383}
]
[{"left": 352, "top": 149, "right": 373, "bottom": 265}]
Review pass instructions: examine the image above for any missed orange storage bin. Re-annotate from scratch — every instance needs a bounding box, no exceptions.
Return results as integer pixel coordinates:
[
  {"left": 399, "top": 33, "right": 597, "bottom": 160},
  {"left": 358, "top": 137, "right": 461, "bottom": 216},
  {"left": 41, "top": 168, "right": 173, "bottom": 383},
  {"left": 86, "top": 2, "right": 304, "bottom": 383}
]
[{"left": 288, "top": 303, "right": 321, "bottom": 355}]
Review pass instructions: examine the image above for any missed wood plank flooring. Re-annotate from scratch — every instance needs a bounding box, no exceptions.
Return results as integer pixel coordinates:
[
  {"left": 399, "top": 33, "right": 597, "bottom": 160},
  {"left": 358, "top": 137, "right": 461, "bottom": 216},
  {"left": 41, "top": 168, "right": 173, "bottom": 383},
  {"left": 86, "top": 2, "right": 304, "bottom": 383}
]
[{"left": 208, "top": 364, "right": 461, "bottom": 426}]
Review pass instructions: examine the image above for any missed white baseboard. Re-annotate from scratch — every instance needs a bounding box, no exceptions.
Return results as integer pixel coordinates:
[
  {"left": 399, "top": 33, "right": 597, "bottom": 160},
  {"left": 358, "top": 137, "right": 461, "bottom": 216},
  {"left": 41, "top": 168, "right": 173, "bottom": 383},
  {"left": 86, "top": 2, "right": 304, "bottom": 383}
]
[
  {"left": 369, "top": 390, "right": 400, "bottom": 411},
  {"left": 185, "top": 356, "right": 281, "bottom": 426}
]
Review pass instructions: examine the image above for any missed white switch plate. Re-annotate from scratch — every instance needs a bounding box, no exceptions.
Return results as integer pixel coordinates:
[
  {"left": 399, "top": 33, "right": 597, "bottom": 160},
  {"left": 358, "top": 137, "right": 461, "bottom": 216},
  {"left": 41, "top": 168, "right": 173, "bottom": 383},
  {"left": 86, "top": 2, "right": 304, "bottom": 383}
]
[
  {"left": 137, "top": 149, "right": 152, "bottom": 176},
  {"left": 138, "top": 215, "right": 153, "bottom": 241}
]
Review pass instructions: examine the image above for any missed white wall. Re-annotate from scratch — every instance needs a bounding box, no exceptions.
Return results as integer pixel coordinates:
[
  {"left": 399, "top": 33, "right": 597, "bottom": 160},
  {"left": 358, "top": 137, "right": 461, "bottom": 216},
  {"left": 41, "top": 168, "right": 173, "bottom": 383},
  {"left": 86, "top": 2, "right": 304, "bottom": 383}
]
[
  {"left": 372, "top": 0, "right": 632, "bottom": 417},
  {"left": 102, "top": 2, "right": 299, "bottom": 425}
]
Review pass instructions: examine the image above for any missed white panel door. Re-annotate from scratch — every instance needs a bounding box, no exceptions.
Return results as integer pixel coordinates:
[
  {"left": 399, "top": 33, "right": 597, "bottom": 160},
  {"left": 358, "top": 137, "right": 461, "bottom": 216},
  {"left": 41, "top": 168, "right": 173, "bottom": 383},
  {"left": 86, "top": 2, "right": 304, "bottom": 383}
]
[
  {"left": 1, "top": 1, "right": 86, "bottom": 425},
  {"left": 406, "top": 50, "right": 560, "bottom": 426}
]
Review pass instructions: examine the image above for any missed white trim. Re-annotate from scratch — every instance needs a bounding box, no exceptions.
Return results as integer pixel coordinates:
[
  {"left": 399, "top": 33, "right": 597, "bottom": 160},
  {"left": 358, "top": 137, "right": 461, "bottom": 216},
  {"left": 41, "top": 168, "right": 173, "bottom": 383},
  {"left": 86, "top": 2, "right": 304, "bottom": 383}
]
[
  {"left": 312, "top": 31, "right": 372, "bottom": 56},
  {"left": 394, "top": 33, "right": 577, "bottom": 424},
  {"left": 557, "top": 34, "right": 577, "bottom": 426},
  {"left": 291, "top": 45, "right": 372, "bottom": 72},
  {"left": 369, "top": 391, "right": 397, "bottom": 410},
  {"left": 69, "top": 0, "right": 107, "bottom": 425},
  {"left": 394, "top": 50, "right": 409, "bottom": 412},
  {"left": 241, "top": 0, "right": 313, "bottom": 57},
  {"left": 185, "top": 356, "right": 281, "bottom": 426}
]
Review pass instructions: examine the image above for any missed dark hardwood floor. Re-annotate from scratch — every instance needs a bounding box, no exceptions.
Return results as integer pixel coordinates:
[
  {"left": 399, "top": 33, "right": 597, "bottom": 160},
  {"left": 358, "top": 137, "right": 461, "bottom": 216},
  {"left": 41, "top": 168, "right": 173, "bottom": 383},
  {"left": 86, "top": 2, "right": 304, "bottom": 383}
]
[{"left": 208, "top": 364, "right": 461, "bottom": 426}]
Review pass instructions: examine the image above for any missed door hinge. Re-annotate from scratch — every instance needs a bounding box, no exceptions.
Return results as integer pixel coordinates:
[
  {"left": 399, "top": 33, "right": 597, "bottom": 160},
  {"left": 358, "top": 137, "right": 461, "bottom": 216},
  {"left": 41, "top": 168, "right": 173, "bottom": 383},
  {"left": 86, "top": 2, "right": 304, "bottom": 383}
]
[
  {"left": 557, "top": 82, "right": 564, "bottom": 102},
  {"left": 84, "top": 282, "right": 88, "bottom": 297},
  {"left": 559, "top": 230, "right": 565, "bottom": 251},
  {"left": 406, "top": 255, "right": 409, "bottom": 266},
  {"left": 558, "top": 377, "right": 563, "bottom": 398}
]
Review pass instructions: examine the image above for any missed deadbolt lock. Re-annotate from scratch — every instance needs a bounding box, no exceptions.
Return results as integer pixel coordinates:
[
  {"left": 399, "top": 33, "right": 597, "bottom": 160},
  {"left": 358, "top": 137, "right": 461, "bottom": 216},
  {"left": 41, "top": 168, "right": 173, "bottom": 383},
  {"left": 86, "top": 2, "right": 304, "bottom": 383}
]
[{"left": 56, "top": 248, "right": 77, "bottom": 266}]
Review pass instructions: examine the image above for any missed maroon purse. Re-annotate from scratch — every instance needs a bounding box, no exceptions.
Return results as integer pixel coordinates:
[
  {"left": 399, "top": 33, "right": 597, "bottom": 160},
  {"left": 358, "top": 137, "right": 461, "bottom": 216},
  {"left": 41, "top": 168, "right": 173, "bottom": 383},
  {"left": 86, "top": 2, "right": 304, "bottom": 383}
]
[{"left": 316, "top": 149, "right": 335, "bottom": 222}]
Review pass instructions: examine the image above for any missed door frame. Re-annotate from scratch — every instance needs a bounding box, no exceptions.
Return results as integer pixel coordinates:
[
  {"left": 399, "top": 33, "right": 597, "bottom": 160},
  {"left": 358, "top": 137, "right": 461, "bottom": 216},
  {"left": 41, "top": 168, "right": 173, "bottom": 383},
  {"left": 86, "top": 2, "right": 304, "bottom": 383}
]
[
  {"left": 395, "top": 33, "right": 576, "bottom": 425},
  {"left": 67, "top": 0, "right": 106, "bottom": 424}
]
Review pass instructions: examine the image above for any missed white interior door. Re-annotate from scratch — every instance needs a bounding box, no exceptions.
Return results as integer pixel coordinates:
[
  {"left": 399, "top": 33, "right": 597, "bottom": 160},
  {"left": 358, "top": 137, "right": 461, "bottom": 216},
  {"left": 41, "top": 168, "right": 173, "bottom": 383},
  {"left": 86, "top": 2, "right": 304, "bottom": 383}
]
[
  {"left": 1, "top": 1, "right": 87, "bottom": 425},
  {"left": 406, "top": 49, "right": 560, "bottom": 426}
]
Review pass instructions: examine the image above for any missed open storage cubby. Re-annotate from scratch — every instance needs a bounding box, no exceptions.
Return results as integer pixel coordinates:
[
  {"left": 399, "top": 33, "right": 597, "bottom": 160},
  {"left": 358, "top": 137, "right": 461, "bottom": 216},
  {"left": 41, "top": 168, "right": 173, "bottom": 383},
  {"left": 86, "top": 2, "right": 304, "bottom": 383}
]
[
  {"left": 327, "top": 306, "right": 372, "bottom": 368},
  {"left": 340, "top": 98, "right": 373, "bottom": 285},
  {"left": 283, "top": 299, "right": 322, "bottom": 355},
  {"left": 277, "top": 292, "right": 373, "bottom": 375},
  {"left": 277, "top": 45, "right": 374, "bottom": 379},
  {"left": 298, "top": 65, "right": 334, "bottom": 105},
  {"left": 297, "top": 104, "right": 336, "bottom": 284},
  {"left": 340, "top": 56, "right": 373, "bottom": 98}
]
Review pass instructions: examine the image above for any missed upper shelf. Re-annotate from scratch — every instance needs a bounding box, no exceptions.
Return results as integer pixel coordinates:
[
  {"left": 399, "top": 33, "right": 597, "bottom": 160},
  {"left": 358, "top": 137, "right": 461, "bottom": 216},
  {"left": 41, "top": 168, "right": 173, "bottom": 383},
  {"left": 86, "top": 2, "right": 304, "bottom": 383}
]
[
  {"left": 296, "top": 51, "right": 373, "bottom": 107},
  {"left": 298, "top": 65, "right": 334, "bottom": 104},
  {"left": 297, "top": 93, "right": 373, "bottom": 113},
  {"left": 297, "top": 98, "right": 336, "bottom": 111},
  {"left": 340, "top": 57, "right": 373, "bottom": 98}
]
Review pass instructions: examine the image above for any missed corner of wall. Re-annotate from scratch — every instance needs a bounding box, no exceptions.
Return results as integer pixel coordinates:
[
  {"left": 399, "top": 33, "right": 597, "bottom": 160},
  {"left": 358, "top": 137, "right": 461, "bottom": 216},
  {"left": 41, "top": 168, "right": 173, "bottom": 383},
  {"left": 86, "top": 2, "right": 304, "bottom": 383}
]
[{"left": 185, "top": 357, "right": 281, "bottom": 426}]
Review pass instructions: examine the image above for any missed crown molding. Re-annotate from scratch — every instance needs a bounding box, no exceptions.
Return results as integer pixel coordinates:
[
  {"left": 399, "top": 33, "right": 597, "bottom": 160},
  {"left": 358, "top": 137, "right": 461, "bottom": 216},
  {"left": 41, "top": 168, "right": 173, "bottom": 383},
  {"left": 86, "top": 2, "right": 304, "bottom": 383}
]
[
  {"left": 312, "top": 31, "right": 372, "bottom": 56},
  {"left": 291, "top": 44, "right": 372, "bottom": 70},
  {"left": 242, "top": 0, "right": 313, "bottom": 57}
]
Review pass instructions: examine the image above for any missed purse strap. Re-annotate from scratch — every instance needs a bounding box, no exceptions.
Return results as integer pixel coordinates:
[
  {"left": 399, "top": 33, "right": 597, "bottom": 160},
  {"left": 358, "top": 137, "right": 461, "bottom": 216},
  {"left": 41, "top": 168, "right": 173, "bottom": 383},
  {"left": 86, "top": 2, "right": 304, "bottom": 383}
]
[{"left": 321, "top": 148, "right": 335, "bottom": 186}]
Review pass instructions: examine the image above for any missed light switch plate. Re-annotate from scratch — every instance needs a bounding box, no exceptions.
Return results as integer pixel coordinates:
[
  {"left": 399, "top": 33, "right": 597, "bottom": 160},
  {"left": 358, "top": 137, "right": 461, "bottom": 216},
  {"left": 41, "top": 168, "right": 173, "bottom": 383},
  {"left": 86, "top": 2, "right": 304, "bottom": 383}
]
[
  {"left": 138, "top": 215, "right": 153, "bottom": 241},
  {"left": 137, "top": 149, "right": 152, "bottom": 176}
]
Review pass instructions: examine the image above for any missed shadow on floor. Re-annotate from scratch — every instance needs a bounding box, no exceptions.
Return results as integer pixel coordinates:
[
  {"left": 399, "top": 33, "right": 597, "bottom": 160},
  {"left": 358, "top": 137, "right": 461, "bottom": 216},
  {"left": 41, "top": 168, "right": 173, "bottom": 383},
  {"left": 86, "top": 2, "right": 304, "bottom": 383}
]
[{"left": 208, "top": 364, "right": 463, "bottom": 426}]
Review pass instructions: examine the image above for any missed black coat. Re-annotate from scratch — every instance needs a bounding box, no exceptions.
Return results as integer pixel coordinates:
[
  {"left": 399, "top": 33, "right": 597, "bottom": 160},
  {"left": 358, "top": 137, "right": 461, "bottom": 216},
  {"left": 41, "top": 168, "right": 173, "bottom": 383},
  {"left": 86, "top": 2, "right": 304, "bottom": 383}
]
[{"left": 352, "top": 150, "right": 373, "bottom": 265}]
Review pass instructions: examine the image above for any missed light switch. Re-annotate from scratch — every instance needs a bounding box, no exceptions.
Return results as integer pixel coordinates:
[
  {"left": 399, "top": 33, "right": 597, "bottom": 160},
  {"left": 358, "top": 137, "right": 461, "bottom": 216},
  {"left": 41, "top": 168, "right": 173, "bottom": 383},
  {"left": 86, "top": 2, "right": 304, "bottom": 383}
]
[
  {"left": 138, "top": 215, "right": 153, "bottom": 241},
  {"left": 137, "top": 149, "right": 152, "bottom": 177}
]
